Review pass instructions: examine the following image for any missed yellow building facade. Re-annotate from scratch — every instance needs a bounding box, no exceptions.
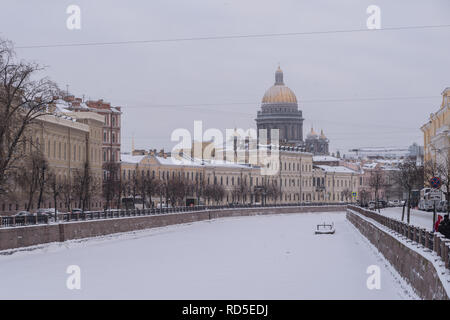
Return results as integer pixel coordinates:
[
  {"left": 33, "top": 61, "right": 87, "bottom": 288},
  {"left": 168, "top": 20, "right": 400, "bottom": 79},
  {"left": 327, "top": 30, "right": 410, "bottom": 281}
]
[
  {"left": 421, "top": 88, "right": 450, "bottom": 166},
  {"left": 0, "top": 109, "right": 104, "bottom": 214}
]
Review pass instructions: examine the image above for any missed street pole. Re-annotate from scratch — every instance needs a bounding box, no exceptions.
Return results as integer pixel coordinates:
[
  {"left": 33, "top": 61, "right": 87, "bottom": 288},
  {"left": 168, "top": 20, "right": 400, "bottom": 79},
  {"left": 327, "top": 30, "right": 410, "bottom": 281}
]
[{"left": 433, "top": 200, "right": 436, "bottom": 232}]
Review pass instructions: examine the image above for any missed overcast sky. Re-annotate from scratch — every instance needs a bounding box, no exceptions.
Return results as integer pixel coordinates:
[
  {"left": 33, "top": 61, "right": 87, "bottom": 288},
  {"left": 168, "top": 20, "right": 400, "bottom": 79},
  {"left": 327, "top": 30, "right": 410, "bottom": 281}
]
[{"left": 1, "top": 0, "right": 449, "bottom": 155}]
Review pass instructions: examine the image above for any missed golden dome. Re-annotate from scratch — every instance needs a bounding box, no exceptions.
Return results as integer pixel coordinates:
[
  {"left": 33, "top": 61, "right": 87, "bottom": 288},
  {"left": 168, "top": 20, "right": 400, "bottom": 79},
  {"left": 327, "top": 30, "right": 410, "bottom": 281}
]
[
  {"left": 261, "top": 67, "right": 297, "bottom": 104},
  {"left": 307, "top": 127, "right": 318, "bottom": 138},
  {"left": 262, "top": 85, "right": 297, "bottom": 104}
]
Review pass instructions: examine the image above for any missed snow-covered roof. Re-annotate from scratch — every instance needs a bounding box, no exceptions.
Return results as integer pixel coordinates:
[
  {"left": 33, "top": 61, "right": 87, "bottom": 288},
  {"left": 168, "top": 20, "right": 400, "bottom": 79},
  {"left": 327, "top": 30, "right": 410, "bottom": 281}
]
[
  {"left": 155, "top": 156, "right": 204, "bottom": 167},
  {"left": 313, "top": 156, "right": 339, "bottom": 162},
  {"left": 121, "top": 154, "right": 147, "bottom": 164},
  {"left": 204, "top": 159, "right": 251, "bottom": 169},
  {"left": 315, "top": 165, "right": 357, "bottom": 174},
  {"left": 53, "top": 100, "right": 76, "bottom": 121},
  {"left": 362, "top": 162, "right": 378, "bottom": 169}
]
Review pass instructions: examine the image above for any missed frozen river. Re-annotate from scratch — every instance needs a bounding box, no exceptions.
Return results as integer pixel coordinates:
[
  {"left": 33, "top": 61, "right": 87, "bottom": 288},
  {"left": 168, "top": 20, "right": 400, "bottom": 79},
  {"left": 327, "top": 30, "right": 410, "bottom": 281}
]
[{"left": 0, "top": 212, "right": 417, "bottom": 299}]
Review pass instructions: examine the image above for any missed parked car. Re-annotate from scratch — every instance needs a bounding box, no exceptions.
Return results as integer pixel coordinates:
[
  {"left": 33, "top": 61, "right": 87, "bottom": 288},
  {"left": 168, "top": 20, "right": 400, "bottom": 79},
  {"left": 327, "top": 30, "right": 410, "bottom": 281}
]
[
  {"left": 437, "top": 200, "right": 448, "bottom": 213},
  {"left": 71, "top": 208, "right": 82, "bottom": 214},
  {"left": 157, "top": 203, "right": 172, "bottom": 209},
  {"left": 368, "top": 201, "right": 376, "bottom": 210},
  {"left": 35, "top": 208, "right": 58, "bottom": 215},
  {"left": 34, "top": 208, "right": 58, "bottom": 221},
  {"left": 14, "top": 211, "right": 33, "bottom": 217},
  {"left": 377, "top": 200, "right": 387, "bottom": 208},
  {"left": 388, "top": 200, "right": 400, "bottom": 207},
  {"left": 418, "top": 199, "right": 435, "bottom": 212}
]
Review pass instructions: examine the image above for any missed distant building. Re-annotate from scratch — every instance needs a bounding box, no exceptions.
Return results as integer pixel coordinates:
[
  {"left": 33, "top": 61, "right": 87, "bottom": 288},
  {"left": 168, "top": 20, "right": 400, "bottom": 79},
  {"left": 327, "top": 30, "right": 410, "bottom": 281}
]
[
  {"left": 305, "top": 128, "right": 329, "bottom": 155},
  {"left": 255, "top": 67, "right": 304, "bottom": 146},
  {"left": 65, "top": 96, "right": 122, "bottom": 164},
  {"left": 313, "top": 155, "right": 339, "bottom": 166}
]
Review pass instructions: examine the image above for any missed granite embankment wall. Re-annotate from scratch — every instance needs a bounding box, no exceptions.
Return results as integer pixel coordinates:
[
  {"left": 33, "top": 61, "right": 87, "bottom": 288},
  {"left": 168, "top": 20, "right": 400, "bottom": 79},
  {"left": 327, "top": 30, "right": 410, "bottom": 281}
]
[
  {"left": 347, "top": 209, "right": 449, "bottom": 300},
  {"left": 0, "top": 205, "right": 344, "bottom": 251}
]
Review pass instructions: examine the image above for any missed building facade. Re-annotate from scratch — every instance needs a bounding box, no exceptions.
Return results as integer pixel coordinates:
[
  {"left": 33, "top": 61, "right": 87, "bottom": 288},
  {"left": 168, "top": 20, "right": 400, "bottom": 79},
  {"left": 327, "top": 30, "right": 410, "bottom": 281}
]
[
  {"left": 118, "top": 145, "right": 359, "bottom": 207},
  {"left": 0, "top": 105, "right": 104, "bottom": 214},
  {"left": 421, "top": 87, "right": 450, "bottom": 167},
  {"left": 305, "top": 128, "right": 330, "bottom": 155},
  {"left": 66, "top": 96, "right": 122, "bottom": 164}
]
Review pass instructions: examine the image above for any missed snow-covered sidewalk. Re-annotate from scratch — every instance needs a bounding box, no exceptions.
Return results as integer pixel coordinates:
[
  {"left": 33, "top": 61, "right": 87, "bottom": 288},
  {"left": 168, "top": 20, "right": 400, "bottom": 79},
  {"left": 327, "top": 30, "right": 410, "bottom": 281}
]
[
  {"left": 0, "top": 212, "right": 417, "bottom": 299},
  {"left": 377, "top": 207, "right": 437, "bottom": 231}
]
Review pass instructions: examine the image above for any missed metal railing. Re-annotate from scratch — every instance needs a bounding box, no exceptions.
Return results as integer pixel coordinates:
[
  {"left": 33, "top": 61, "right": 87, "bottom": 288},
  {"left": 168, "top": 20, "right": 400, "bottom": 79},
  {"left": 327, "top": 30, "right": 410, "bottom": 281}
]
[
  {"left": 348, "top": 205, "right": 450, "bottom": 271},
  {"left": 0, "top": 202, "right": 349, "bottom": 228}
]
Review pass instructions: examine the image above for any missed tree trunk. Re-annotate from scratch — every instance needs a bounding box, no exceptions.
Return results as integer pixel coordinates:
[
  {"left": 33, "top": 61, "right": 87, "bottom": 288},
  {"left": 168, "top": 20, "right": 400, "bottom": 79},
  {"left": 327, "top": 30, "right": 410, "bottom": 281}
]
[
  {"left": 37, "top": 184, "right": 44, "bottom": 209},
  {"left": 401, "top": 200, "right": 406, "bottom": 221},
  {"left": 54, "top": 191, "right": 58, "bottom": 221},
  {"left": 407, "top": 192, "right": 411, "bottom": 224}
]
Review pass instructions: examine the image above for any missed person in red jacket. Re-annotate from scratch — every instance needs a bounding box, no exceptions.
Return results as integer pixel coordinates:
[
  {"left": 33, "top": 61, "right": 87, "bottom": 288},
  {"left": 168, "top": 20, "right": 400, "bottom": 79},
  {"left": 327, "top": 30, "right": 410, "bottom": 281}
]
[{"left": 435, "top": 215, "right": 443, "bottom": 232}]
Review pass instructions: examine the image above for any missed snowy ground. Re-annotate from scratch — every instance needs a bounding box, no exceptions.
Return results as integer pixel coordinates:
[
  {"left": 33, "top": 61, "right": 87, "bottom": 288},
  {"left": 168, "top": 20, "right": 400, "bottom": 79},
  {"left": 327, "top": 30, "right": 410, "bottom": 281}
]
[
  {"left": 0, "top": 212, "right": 417, "bottom": 299},
  {"left": 377, "top": 207, "right": 437, "bottom": 231}
]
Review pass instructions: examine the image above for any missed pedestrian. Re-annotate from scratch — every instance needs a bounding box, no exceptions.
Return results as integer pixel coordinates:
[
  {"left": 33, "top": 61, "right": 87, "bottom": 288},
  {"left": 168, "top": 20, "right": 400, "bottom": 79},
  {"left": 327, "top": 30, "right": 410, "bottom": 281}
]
[
  {"left": 438, "top": 215, "right": 450, "bottom": 238},
  {"left": 434, "top": 215, "right": 443, "bottom": 233}
]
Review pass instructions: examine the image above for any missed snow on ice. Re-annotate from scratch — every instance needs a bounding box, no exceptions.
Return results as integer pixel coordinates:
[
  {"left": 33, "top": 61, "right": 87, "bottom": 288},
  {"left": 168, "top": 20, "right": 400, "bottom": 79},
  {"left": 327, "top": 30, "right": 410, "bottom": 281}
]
[{"left": 0, "top": 212, "right": 418, "bottom": 299}]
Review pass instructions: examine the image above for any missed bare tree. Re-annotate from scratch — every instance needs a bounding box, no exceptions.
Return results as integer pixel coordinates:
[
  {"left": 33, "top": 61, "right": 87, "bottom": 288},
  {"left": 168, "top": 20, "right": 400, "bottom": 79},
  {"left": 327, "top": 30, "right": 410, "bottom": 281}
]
[
  {"left": 17, "top": 150, "right": 48, "bottom": 212},
  {"left": 0, "top": 39, "right": 59, "bottom": 195},
  {"left": 368, "top": 168, "right": 384, "bottom": 212},
  {"left": 194, "top": 174, "right": 205, "bottom": 205},
  {"left": 230, "top": 185, "right": 241, "bottom": 204},
  {"left": 439, "top": 153, "right": 450, "bottom": 215},
  {"left": 153, "top": 178, "right": 165, "bottom": 208},
  {"left": 341, "top": 188, "right": 352, "bottom": 202},
  {"left": 393, "top": 159, "right": 424, "bottom": 223},
  {"left": 48, "top": 171, "right": 63, "bottom": 218},
  {"left": 36, "top": 155, "right": 49, "bottom": 209},
  {"left": 359, "top": 188, "right": 370, "bottom": 207},
  {"left": 73, "top": 161, "right": 98, "bottom": 212},
  {"left": 102, "top": 161, "right": 120, "bottom": 209},
  {"left": 265, "top": 182, "right": 280, "bottom": 204},
  {"left": 425, "top": 152, "right": 450, "bottom": 215},
  {"left": 166, "top": 177, "right": 189, "bottom": 207},
  {"left": 204, "top": 184, "right": 225, "bottom": 205},
  {"left": 136, "top": 172, "right": 159, "bottom": 208},
  {"left": 60, "top": 178, "right": 74, "bottom": 212}
]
